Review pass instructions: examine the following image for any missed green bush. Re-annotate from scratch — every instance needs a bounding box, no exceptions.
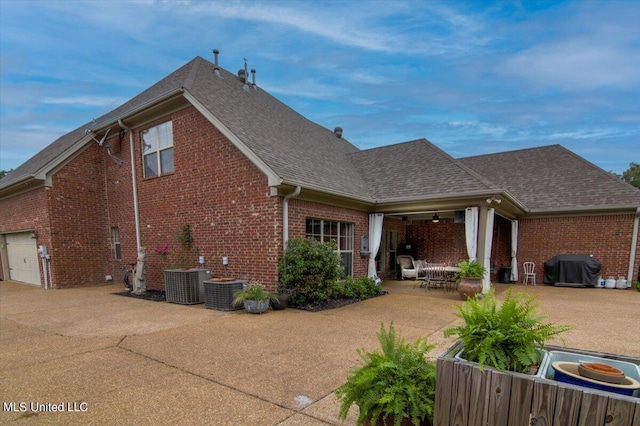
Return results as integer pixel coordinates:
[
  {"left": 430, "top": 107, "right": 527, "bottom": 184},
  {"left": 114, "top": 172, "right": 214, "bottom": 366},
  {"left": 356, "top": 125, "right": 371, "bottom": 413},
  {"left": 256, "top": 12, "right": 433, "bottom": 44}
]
[
  {"left": 338, "top": 276, "right": 384, "bottom": 300},
  {"left": 337, "top": 323, "right": 436, "bottom": 426},
  {"left": 278, "top": 238, "right": 344, "bottom": 307},
  {"left": 444, "top": 288, "right": 572, "bottom": 373}
]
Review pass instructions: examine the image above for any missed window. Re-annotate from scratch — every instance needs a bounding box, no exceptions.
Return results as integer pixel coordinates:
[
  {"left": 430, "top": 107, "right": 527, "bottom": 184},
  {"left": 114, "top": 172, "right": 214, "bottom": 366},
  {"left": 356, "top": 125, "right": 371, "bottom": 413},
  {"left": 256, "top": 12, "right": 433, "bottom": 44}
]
[
  {"left": 112, "top": 227, "right": 121, "bottom": 260},
  {"left": 306, "top": 219, "right": 354, "bottom": 277},
  {"left": 142, "top": 121, "right": 174, "bottom": 177}
]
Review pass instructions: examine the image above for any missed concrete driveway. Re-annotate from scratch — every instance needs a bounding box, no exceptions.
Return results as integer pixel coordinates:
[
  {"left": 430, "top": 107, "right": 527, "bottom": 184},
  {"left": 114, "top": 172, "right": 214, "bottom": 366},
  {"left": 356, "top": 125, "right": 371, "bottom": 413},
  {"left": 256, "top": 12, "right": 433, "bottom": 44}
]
[{"left": 1, "top": 280, "right": 638, "bottom": 425}]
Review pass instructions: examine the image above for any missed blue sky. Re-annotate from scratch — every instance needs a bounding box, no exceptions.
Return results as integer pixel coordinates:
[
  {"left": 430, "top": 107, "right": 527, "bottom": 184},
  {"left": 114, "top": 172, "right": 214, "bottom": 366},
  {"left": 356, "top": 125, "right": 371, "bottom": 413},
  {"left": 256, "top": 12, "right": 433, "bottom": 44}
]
[{"left": 1, "top": 0, "right": 638, "bottom": 174}]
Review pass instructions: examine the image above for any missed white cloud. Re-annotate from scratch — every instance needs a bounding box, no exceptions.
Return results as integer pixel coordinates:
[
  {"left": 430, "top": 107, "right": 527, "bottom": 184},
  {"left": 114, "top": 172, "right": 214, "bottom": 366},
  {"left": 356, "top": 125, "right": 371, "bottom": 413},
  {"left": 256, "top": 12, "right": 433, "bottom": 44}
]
[{"left": 41, "top": 96, "right": 124, "bottom": 107}]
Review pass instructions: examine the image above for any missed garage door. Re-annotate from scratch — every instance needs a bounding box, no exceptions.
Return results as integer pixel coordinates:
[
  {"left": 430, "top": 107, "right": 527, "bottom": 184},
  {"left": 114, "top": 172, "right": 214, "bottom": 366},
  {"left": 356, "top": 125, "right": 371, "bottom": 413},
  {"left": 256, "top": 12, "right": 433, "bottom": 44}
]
[{"left": 6, "top": 233, "right": 41, "bottom": 285}]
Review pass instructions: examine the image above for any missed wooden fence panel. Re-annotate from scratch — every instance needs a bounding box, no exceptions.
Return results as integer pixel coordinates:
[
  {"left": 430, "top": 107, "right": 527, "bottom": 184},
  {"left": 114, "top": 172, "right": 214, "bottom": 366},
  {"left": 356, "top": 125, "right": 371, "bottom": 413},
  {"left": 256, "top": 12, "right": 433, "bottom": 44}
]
[
  {"left": 468, "top": 366, "right": 489, "bottom": 426},
  {"left": 508, "top": 374, "right": 535, "bottom": 426},
  {"left": 530, "top": 380, "right": 558, "bottom": 426},
  {"left": 606, "top": 396, "right": 638, "bottom": 426},
  {"left": 485, "top": 370, "right": 512, "bottom": 426},
  {"left": 449, "top": 362, "right": 473, "bottom": 426},
  {"left": 577, "top": 391, "right": 608, "bottom": 426},
  {"left": 435, "top": 358, "right": 455, "bottom": 426},
  {"left": 552, "top": 384, "right": 582, "bottom": 426}
]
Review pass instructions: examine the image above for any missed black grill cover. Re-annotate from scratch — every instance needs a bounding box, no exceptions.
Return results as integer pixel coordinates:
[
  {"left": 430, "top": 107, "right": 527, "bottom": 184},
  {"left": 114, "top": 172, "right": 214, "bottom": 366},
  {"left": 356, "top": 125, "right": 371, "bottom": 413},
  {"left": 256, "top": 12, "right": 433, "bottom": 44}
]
[{"left": 543, "top": 254, "right": 602, "bottom": 286}]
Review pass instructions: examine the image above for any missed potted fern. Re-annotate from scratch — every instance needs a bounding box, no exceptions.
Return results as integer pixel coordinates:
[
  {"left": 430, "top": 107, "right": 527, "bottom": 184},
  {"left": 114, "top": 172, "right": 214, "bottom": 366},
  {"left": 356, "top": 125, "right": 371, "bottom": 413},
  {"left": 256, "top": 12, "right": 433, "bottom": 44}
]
[
  {"left": 233, "top": 282, "right": 278, "bottom": 314},
  {"left": 456, "top": 260, "right": 487, "bottom": 300},
  {"left": 336, "top": 323, "right": 436, "bottom": 426},
  {"left": 444, "top": 288, "right": 571, "bottom": 374}
]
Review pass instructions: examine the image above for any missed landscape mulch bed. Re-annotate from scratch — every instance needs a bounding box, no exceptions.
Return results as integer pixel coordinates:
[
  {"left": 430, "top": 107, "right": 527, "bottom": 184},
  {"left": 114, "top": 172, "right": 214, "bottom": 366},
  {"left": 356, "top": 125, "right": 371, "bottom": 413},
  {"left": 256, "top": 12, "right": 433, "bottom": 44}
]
[
  {"left": 293, "top": 291, "right": 388, "bottom": 312},
  {"left": 113, "top": 289, "right": 166, "bottom": 302}
]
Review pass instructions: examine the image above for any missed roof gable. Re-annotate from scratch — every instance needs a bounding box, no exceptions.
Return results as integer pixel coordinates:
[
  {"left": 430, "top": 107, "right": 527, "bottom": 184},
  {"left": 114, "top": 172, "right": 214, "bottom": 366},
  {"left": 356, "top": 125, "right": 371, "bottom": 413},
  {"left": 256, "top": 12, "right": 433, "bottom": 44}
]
[
  {"left": 459, "top": 145, "right": 640, "bottom": 212},
  {"left": 349, "top": 139, "right": 498, "bottom": 202}
]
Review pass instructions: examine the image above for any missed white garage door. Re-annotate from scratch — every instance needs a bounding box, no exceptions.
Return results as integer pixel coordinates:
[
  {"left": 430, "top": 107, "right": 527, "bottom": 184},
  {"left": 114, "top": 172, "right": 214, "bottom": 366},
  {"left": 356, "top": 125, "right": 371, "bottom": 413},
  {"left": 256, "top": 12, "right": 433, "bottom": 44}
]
[{"left": 6, "top": 233, "right": 41, "bottom": 286}]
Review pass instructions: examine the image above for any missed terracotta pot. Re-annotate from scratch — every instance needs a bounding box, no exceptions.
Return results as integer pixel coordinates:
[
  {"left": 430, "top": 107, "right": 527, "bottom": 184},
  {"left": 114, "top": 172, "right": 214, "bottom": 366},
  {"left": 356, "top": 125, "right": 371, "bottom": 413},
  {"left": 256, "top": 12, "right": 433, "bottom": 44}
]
[{"left": 457, "top": 277, "right": 483, "bottom": 300}]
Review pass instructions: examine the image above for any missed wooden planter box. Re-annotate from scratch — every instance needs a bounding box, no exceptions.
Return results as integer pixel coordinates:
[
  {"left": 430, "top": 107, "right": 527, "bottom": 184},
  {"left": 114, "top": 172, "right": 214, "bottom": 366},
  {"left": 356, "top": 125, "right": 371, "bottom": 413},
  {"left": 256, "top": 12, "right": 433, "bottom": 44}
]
[{"left": 435, "top": 341, "right": 640, "bottom": 426}]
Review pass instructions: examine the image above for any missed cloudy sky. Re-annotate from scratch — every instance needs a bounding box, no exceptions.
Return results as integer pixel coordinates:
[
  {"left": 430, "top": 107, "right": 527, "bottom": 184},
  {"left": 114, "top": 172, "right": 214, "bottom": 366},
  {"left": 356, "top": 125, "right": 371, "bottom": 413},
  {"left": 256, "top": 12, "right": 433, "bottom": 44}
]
[{"left": 1, "top": 0, "right": 638, "bottom": 174}]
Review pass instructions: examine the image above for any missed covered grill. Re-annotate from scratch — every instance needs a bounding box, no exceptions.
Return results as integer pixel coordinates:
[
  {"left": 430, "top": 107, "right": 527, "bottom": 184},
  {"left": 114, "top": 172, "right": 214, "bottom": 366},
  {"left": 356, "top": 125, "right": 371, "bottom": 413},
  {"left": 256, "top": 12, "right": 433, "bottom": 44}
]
[{"left": 543, "top": 254, "right": 602, "bottom": 287}]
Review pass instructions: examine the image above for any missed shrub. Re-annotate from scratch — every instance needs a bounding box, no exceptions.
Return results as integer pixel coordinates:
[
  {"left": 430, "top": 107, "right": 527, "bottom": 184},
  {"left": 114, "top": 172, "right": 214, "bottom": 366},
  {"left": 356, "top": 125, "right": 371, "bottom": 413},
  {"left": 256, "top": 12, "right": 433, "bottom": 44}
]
[
  {"left": 444, "top": 288, "right": 572, "bottom": 373},
  {"left": 337, "top": 323, "right": 436, "bottom": 426},
  {"left": 338, "top": 276, "right": 384, "bottom": 300},
  {"left": 278, "top": 238, "right": 343, "bottom": 307}
]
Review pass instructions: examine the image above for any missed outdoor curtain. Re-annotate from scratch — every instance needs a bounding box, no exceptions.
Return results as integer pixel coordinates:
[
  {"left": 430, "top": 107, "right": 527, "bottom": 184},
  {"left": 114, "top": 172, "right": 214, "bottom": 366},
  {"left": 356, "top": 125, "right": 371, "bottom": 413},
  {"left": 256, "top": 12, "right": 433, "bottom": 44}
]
[
  {"left": 483, "top": 208, "right": 495, "bottom": 292},
  {"left": 465, "top": 207, "right": 478, "bottom": 262},
  {"left": 368, "top": 213, "right": 384, "bottom": 278},
  {"left": 511, "top": 220, "right": 519, "bottom": 282}
]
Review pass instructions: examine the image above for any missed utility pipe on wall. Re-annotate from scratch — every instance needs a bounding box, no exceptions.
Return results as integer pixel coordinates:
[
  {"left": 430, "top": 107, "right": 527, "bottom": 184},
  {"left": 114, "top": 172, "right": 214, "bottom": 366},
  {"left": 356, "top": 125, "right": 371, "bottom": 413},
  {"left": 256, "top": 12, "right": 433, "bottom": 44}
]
[
  {"left": 627, "top": 207, "right": 640, "bottom": 283},
  {"left": 118, "top": 119, "right": 142, "bottom": 253},
  {"left": 282, "top": 186, "right": 301, "bottom": 250}
]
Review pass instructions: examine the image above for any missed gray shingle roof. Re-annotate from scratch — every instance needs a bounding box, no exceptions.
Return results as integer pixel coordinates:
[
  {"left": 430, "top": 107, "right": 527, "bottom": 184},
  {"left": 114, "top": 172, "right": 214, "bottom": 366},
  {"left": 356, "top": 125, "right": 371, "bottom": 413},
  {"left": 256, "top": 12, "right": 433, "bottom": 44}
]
[
  {"left": 459, "top": 145, "right": 640, "bottom": 211},
  {"left": 4, "top": 56, "right": 638, "bottom": 214},
  {"left": 349, "top": 139, "right": 497, "bottom": 201}
]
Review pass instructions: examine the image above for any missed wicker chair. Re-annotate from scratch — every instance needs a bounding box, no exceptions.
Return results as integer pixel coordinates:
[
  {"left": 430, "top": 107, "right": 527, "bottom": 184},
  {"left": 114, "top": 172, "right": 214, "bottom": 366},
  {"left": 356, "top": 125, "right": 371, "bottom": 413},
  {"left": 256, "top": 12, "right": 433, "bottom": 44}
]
[{"left": 397, "top": 255, "right": 417, "bottom": 280}]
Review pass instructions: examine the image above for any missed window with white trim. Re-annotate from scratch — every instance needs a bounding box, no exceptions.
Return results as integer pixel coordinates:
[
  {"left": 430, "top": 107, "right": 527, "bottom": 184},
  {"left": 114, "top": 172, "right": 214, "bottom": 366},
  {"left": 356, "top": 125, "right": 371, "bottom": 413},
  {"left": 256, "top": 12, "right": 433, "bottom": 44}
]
[
  {"left": 306, "top": 218, "right": 354, "bottom": 277},
  {"left": 142, "top": 121, "right": 174, "bottom": 177}
]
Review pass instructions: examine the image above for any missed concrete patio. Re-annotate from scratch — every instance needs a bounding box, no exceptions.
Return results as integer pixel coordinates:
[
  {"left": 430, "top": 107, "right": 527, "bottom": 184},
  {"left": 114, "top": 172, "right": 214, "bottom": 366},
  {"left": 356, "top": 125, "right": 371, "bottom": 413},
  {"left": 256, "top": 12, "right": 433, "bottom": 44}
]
[{"left": 1, "top": 279, "right": 638, "bottom": 425}]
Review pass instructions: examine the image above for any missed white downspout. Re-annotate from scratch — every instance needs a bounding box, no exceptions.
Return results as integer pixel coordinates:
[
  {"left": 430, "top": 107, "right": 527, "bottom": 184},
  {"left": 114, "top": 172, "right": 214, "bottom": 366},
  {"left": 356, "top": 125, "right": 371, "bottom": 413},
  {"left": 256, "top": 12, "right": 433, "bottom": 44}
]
[
  {"left": 118, "top": 119, "right": 142, "bottom": 253},
  {"left": 627, "top": 207, "right": 640, "bottom": 283},
  {"left": 282, "top": 186, "right": 301, "bottom": 250}
]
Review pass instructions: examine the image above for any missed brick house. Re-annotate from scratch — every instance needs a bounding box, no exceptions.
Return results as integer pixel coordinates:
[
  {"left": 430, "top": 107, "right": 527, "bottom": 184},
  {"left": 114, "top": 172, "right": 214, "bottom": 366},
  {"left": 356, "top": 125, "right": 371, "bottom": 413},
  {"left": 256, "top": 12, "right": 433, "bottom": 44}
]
[{"left": 1, "top": 54, "right": 639, "bottom": 290}]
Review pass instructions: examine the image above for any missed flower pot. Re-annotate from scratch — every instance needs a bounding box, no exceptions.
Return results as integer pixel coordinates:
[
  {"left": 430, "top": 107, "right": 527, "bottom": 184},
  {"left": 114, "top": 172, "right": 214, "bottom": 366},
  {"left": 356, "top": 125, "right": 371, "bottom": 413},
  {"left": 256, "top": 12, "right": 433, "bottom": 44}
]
[
  {"left": 457, "top": 276, "right": 483, "bottom": 300},
  {"left": 243, "top": 299, "right": 270, "bottom": 314},
  {"left": 271, "top": 293, "right": 290, "bottom": 310}
]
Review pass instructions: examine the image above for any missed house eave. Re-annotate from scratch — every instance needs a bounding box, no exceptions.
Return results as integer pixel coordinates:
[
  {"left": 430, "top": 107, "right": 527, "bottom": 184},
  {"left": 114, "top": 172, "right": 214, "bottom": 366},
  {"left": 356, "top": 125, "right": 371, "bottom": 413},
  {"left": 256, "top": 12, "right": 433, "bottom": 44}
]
[{"left": 525, "top": 204, "right": 640, "bottom": 217}]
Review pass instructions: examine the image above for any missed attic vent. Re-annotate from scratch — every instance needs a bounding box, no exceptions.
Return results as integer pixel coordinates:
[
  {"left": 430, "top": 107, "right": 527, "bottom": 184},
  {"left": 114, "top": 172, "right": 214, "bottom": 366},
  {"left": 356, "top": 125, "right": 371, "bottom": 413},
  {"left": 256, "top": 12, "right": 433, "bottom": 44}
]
[
  {"left": 237, "top": 69, "right": 247, "bottom": 82},
  {"left": 251, "top": 68, "right": 256, "bottom": 88},
  {"left": 334, "top": 127, "right": 343, "bottom": 138}
]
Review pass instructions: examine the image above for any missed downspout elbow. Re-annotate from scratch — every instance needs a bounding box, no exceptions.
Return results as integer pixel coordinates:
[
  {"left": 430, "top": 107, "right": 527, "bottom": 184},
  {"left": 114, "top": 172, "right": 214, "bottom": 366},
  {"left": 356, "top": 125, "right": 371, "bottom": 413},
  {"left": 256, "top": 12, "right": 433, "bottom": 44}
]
[{"left": 283, "top": 186, "right": 301, "bottom": 250}]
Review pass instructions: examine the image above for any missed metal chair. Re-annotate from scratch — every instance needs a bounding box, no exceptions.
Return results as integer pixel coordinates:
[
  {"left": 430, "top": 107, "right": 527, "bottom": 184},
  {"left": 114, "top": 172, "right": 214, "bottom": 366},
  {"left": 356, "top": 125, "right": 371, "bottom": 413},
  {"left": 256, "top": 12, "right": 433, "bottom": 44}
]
[{"left": 523, "top": 262, "right": 536, "bottom": 285}]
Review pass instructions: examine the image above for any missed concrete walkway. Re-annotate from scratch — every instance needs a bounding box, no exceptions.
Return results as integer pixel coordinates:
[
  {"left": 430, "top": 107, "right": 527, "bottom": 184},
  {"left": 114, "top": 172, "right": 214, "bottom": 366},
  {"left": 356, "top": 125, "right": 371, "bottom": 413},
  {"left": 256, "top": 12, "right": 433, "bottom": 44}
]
[{"left": 1, "top": 280, "right": 638, "bottom": 425}]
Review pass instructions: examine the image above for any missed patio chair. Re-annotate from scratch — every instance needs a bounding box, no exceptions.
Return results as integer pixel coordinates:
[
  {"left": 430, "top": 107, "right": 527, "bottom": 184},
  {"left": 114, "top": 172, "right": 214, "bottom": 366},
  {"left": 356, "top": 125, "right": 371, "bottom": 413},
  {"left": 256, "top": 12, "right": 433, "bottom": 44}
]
[
  {"left": 397, "top": 255, "right": 417, "bottom": 280},
  {"left": 414, "top": 260, "right": 428, "bottom": 287},
  {"left": 424, "top": 263, "right": 448, "bottom": 291},
  {"left": 523, "top": 262, "right": 536, "bottom": 285}
]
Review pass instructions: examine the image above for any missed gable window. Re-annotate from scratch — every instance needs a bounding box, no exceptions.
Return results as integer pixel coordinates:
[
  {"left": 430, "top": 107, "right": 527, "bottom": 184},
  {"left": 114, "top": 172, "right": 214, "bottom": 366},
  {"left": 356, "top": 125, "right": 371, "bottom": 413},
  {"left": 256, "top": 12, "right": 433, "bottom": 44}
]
[
  {"left": 306, "top": 218, "right": 354, "bottom": 277},
  {"left": 112, "top": 227, "right": 121, "bottom": 260},
  {"left": 142, "top": 121, "right": 174, "bottom": 177}
]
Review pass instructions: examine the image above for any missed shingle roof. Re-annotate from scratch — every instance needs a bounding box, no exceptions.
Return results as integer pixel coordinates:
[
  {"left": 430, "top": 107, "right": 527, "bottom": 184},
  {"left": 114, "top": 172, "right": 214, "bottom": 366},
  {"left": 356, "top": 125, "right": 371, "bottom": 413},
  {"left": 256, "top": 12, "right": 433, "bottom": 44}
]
[
  {"left": 349, "top": 139, "right": 497, "bottom": 202},
  {"left": 3, "top": 56, "right": 638, "bottom": 214},
  {"left": 1, "top": 56, "right": 372, "bottom": 200},
  {"left": 459, "top": 145, "right": 640, "bottom": 211},
  {"left": 183, "top": 57, "right": 371, "bottom": 199}
]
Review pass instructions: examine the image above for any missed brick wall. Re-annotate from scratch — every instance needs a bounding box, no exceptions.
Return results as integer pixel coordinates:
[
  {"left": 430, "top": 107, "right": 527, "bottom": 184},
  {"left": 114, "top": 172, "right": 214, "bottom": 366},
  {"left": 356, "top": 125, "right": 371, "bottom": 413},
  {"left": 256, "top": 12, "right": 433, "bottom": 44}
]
[
  {"left": 519, "top": 214, "right": 640, "bottom": 284},
  {"left": 47, "top": 144, "right": 113, "bottom": 288},
  {"left": 109, "top": 106, "right": 282, "bottom": 291},
  {"left": 287, "top": 199, "right": 369, "bottom": 279},
  {"left": 0, "top": 188, "right": 50, "bottom": 284}
]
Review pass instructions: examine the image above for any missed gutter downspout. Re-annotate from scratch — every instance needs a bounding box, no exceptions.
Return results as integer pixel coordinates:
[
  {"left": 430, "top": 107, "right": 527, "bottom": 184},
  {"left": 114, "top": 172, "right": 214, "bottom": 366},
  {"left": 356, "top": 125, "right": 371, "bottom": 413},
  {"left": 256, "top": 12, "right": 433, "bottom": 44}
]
[
  {"left": 118, "top": 119, "right": 142, "bottom": 253},
  {"left": 282, "top": 186, "right": 301, "bottom": 250},
  {"left": 627, "top": 207, "right": 640, "bottom": 283}
]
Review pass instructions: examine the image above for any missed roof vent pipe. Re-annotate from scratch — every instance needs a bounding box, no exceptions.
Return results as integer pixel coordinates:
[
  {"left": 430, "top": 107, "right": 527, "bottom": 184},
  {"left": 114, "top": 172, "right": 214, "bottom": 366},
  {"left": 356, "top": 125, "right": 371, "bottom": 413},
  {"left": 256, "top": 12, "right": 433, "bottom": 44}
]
[
  {"left": 334, "top": 127, "right": 343, "bottom": 138},
  {"left": 213, "top": 49, "right": 221, "bottom": 77},
  {"left": 251, "top": 68, "right": 256, "bottom": 87}
]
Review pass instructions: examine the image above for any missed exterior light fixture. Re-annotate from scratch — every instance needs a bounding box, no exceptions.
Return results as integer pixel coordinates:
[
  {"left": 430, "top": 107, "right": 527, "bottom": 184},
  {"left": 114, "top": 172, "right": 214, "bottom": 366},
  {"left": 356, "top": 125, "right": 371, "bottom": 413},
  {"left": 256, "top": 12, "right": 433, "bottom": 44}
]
[
  {"left": 432, "top": 213, "right": 440, "bottom": 223},
  {"left": 30, "top": 231, "right": 38, "bottom": 239}
]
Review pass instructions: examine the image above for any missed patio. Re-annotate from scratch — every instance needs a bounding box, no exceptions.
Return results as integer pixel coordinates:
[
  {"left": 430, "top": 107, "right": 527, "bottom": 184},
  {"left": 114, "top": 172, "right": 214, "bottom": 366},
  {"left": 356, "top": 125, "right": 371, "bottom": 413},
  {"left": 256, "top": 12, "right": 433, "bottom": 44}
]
[{"left": 0, "top": 279, "right": 638, "bottom": 425}]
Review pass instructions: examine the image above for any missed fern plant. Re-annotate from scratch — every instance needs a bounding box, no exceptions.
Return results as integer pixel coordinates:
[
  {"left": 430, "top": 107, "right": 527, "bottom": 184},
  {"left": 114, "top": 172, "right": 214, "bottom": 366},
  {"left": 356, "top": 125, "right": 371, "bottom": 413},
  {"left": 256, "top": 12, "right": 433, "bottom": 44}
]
[
  {"left": 336, "top": 323, "right": 436, "bottom": 426},
  {"left": 444, "top": 288, "right": 572, "bottom": 374}
]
